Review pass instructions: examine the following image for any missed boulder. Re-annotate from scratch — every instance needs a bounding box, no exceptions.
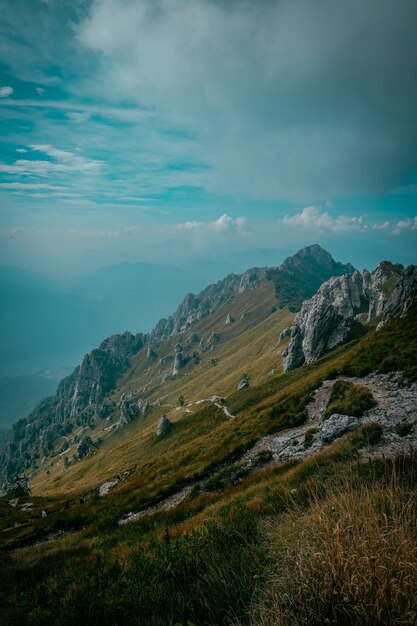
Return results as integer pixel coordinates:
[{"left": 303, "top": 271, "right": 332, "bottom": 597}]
[
  {"left": 156, "top": 415, "right": 172, "bottom": 437},
  {"left": 320, "top": 414, "right": 359, "bottom": 443}
]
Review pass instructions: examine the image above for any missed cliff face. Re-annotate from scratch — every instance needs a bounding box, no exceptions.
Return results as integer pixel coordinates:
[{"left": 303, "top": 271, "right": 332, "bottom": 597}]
[
  {"left": 282, "top": 262, "right": 415, "bottom": 372},
  {"left": 1, "top": 332, "right": 145, "bottom": 481}
]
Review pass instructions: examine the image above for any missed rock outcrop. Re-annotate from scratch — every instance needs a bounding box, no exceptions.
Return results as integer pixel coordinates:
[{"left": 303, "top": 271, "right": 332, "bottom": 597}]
[
  {"left": 150, "top": 269, "right": 265, "bottom": 341},
  {"left": 379, "top": 265, "right": 417, "bottom": 326},
  {"left": 156, "top": 415, "right": 172, "bottom": 437},
  {"left": 282, "top": 262, "right": 410, "bottom": 371}
]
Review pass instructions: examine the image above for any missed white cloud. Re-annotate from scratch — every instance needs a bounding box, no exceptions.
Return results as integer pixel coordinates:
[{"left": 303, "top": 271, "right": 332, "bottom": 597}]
[
  {"left": 392, "top": 216, "right": 417, "bottom": 235},
  {"left": 66, "top": 111, "right": 92, "bottom": 123},
  {"left": 0, "top": 85, "right": 13, "bottom": 98},
  {"left": 16, "top": 148, "right": 28, "bottom": 153},
  {"left": 36, "top": 87, "right": 45, "bottom": 95},
  {"left": 176, "top": 213, "right": 246, "bottom": 233},
  {"left": 0, "top": 182, "right": 63, "bottom": 191},
  {"left": 0, "top": 144, "right": 101, "bottom": 176},
  {"left": 282, "top": 206, "right": 367, "bottom": 233}
]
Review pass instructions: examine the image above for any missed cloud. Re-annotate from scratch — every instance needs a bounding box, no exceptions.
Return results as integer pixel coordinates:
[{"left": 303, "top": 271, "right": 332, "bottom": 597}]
[
  {"left": 0, "top": 182, "right": 64, "bottom": 191},
  {"left": 392, "top": 217, "right": 417, "bottom": 235},
  {"left": 0, "top": 144, "right": 101, "bottom": 176},
  {"left": 77, "top": 0, "right": 417, "bottom": 201},
  {"left": 66, "top": 111, "right": 92, "bottom": 123},
  {"left": 0, "top": 85, "right": 13, "bottom": 98},
  {"left": 176, "top": 214, "right": 246, "bottom": 233},
  {"left": 35, "top": 87, "right": 45, "bottom": 95},
  {"left": 16, "top": 148, "right": 28, "bottom": 153},
  {"left": 282, "top": 206, "right": 367, "bottom": 233}
]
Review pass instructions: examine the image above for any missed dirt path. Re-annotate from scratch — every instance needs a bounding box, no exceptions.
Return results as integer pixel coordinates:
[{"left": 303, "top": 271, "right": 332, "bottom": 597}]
[
  {"left": 118, "top": 373, "right": 417, "bottom": 524},
  {"left": 119, "top": 485, "right": 193, "bottom": 525}
]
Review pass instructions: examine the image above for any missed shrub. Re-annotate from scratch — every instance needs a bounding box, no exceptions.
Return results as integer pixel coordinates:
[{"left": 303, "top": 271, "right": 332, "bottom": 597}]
[
  {"left": 395, "top": 422, "right": 414, "bottom": 437},
  {"left": 304, "top": 428, "right": 318, "bottom": 449}
]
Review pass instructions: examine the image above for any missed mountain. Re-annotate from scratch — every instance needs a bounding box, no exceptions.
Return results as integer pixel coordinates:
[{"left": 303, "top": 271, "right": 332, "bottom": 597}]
[
  {"left": 266, "top": 243, "right": 355, "bottom": 311},
  {"left": 0, "top": 244, "right": 353, "bottom": 482},
  {"left": 1, "top": 245, "right": 417, "bottom": 625}
]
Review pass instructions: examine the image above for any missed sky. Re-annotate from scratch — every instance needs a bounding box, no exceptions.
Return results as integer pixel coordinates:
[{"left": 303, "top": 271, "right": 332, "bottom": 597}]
[{"left": 1, "top": 0, "right": 417, "bottom": 275}]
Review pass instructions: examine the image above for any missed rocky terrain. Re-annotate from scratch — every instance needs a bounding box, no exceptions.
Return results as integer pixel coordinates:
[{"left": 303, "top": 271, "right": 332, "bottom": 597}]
[{"left": 282, "top": 262, "right": 415, "bottom": 371}]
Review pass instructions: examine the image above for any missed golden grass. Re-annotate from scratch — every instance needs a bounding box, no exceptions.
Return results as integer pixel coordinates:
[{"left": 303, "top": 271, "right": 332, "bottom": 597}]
[{"left": 249, "top": 480, "right": 417, "bottom": 626}]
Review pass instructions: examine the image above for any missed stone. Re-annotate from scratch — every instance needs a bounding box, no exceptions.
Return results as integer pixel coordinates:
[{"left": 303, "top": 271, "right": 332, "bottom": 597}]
[
  {"left": 225, "top": 313, "right": 234, "bottom": 325},
  {"left": 320, "top": 414, "right": 359, "bottom": 443},
  {"left": 237, "top": 378, "right": 249, "bottom": 390},
  {"left": 283, "top": 262, "right": 411, "bottom": 372},
  {"left": 156, "top": 415, "right": 172, "bottom": 437}
]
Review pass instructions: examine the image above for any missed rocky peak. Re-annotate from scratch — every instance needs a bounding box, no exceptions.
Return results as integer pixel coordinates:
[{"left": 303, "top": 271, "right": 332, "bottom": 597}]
[
  {"left": 266, "top": 244, "right": 355, "bottom": 312},
  {"left": 282, "top": 262, "right": 411, "bottom": 371},
  {"left": 150, "top": 268, "right": 266, "bottom": 341}
]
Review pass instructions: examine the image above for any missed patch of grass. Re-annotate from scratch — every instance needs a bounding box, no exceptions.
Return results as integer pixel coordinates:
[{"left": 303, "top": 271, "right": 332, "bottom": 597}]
[
  {"left": 304, "top": 427, "right": 318, "bottom": 449},
  {"left": 340, "top": 299, "right": 417, "bottom": 382},
  {"left": 250, "top": 481, "right": 417, "bottom": 626},
  {"left": 324, "top": 379, "right": 376, "bottom": 419},
  {"left": 395, "top": 422, "right": 414, "bottom": 437}
]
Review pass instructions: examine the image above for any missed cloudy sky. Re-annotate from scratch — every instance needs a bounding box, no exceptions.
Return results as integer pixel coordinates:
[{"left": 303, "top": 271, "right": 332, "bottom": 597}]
[{"left": 1, "top": 0, "right": 417, "bottom": 274}]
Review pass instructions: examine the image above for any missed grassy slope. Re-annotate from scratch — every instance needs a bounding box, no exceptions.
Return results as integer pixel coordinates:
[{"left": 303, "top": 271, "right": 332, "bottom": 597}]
[
  {"left": 30, "top": 282, "right": 294, "bottom": 496},
  {"left": 1, "top": 304, "right": 417, "bottom": 625}
]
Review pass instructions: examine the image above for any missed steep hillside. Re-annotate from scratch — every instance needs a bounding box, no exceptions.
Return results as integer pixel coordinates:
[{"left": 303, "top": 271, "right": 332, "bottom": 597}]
[
  {"left": 0, "top": 244, "right": 349, "bottom": 485},
  {"left": 0, "top": 254, "right": 416, "bottom": 626}
]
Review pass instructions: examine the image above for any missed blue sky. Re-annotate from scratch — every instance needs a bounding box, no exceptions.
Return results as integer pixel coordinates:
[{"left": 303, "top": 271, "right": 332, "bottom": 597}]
[{"left": 1, "top": 0, "right": 417, "bottom": 274}]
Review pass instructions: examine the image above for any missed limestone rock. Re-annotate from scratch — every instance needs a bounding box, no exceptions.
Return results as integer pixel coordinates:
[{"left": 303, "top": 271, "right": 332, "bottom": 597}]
[
  {"left": 119, "top": 394, "right": 138, "bottom": 426},
  {"left": 237, "top": 377, "right": 249, "bottom": 390},
  {"left": 156, "top": 415, "right": 172, "bottom": 437},
  {"left": 379, "top": 265, "right": 417, "bottom": 326},
  {"left": 320, "top": 414, "right": 359, "bottom": 443},
  {"left": 76, "top": 436, "right": 94, "bottom": 460},
  {"left": 7, "top": 475, "right": 30, "bottom": 497},
  {"left": 283, "top": 262, "right": 407, "bottom": 372}
]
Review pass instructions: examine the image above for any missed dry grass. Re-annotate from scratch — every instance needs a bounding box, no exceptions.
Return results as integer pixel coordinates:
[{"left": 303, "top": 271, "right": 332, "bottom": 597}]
[{"left": 251, "top": 480, "right": 417, "bottom": 626}]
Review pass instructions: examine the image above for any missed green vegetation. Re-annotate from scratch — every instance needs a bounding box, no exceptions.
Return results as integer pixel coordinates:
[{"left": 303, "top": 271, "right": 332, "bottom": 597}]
[
  {"left": 340, "top": 300, "right": 417, "bottom": 381},
  {"left": 396, "top": 422, "right": 414, "bottom": 437},
  {"left": 304, "top": 427, "right": 318, "bottom": 448},
  {"left": 324, "top": 379, "right": 376, "bottom": 419}
]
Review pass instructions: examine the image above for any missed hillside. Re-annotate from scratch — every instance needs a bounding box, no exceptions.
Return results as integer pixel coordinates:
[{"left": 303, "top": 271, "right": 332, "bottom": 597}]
[
  {"left": 0, "top": 244, "right": 354, "bottom": 485},
  {"left": 0, "top": 246, "right": 416, "bottom": 626}
]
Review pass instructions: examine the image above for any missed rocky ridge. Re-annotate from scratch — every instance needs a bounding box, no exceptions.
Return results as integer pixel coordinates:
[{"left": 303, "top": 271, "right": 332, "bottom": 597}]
[{"left": 282, "top": 262, "right": 414, "bottom": 371}]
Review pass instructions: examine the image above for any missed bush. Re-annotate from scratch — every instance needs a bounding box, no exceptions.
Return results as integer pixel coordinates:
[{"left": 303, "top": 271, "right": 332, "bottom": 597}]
[{"left": 395, "top": 422, "right": 414, "bottom": 437}]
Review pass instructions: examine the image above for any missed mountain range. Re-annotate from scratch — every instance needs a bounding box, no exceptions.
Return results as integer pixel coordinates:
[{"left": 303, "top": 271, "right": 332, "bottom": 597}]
[{"left": 1, "top": 244, "right": 416, "bottom": 625}]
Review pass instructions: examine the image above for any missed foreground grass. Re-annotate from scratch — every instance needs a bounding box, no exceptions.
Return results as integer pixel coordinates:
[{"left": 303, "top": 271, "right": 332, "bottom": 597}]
[
  {"left": 2, "top": 452, "right": 417, "bottom": 626},
  {"left": 249, "top": 480, "right": 417, "bottom": 626}
]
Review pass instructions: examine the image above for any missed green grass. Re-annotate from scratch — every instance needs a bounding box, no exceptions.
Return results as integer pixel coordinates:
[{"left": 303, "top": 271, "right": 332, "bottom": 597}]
[{"left": 324, "top": 379, "right": 376, "bottom": 419}]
